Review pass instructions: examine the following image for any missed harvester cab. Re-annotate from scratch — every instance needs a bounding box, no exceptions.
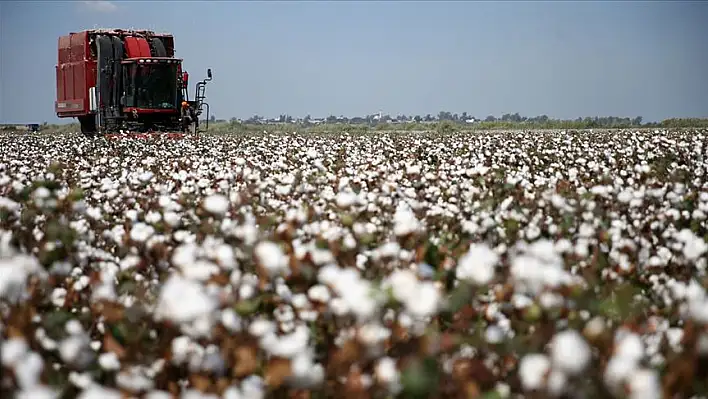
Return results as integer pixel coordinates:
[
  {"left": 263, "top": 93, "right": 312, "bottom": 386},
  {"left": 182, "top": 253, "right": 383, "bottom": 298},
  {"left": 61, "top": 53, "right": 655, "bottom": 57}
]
[{"left": 55, "top": 29, "right": 213, "bottom": 138}]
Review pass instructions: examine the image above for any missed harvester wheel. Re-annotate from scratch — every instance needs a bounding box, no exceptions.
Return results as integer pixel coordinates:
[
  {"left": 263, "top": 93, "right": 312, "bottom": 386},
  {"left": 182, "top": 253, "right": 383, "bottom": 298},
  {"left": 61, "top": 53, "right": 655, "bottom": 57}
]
[
  {"left": 150, "top": 38, "right": 167, "bottom": 57},
  {"left": 78, "top": 116, "right": 97, "bottom": 138}
]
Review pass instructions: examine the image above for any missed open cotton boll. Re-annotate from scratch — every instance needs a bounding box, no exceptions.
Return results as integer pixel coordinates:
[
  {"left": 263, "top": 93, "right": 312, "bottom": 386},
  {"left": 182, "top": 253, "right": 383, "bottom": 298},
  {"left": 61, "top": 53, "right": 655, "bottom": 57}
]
[
  {"left": 626, "top": 368, "right": 661, "bottom": 399},
  {"left": 456, "top": 243, "right": 499, "bottom": 285},
  {"left": 518, "top": 353, "right": 551, "bottom": 391},
  {"left": 77, "top": 385, "right": 123, "bottom": 399},
  {"left": 203, "top": 194, "right": 229, "bottom": 216},
  {"left": 16, "top": 386, "right": 58, "bottom": 399},
  {"left": 11, "top": 350, "right": 44, "bottom": 388},
  {"left": 129, "top": 222, "right": 154, "bottom": 243},
  {"left": 153, "top": 274, "right": 218, "bottom": 325},
  {"left": 335, "top": 191, "right": 357, "bottom": 209},
  {"left": 393, "top": 203, "right": 421, "bottom": 237},
  {"left": 2, "top": 337, "right": 29, "bottom": 367},
  {"left": 549, "top": 329, "right": 591, "bottom": 375},
  {"left": 254, "top": 241, "right": 289, "bottom": 276},
  {"left": 405, "top": 281, "right": 441, "bottom": 318},
  {"left": 0, "top": 254, "right": 47, "bottom": 304}
]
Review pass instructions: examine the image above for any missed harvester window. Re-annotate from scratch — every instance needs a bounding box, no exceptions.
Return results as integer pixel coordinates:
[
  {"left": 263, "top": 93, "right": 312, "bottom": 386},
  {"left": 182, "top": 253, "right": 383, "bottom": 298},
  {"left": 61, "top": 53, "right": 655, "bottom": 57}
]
[
  {"left": 122, "top": 68, "right": 135, "bottom": 106},
  {"left": 135, "top": 64, "right": 178, "bottom": 109}
]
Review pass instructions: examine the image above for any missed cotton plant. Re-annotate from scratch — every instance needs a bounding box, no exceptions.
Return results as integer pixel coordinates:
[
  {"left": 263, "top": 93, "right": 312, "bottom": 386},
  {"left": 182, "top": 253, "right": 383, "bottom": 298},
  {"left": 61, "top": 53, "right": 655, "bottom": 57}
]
[{"left": 0, "top": 128, "right": 707, "bottom": 398}]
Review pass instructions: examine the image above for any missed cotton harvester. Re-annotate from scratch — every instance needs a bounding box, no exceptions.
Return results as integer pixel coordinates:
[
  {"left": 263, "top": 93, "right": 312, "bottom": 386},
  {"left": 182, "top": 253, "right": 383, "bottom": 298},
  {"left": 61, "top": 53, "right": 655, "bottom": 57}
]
[{"left": 55, "top": 29, "right": 212, "bottom": 138}]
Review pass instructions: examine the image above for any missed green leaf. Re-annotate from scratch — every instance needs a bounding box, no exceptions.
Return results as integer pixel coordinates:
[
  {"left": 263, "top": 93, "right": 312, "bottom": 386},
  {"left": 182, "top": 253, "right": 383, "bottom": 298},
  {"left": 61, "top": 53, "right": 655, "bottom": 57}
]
[
  {"left": 401, "top": 356, "right": 439, "bottom": 398},
  {"left": 447, "top": 281, "right": 472, "bottom": 313},
  {"left": 234, "top": 297, "right": 262, "bottom": 316},
  {"left": 42, "top": 310, "right": 74, "bottom": 334},
  {"left": 423, "top": 241, "right": 441, "bottom": 268}
]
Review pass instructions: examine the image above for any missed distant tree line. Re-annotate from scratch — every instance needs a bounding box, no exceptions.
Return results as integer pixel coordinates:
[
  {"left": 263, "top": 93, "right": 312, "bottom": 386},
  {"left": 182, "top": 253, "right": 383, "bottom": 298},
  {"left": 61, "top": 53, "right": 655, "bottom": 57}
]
[{"left": 223, "top": 111, "right": 708, "bottom": 130}]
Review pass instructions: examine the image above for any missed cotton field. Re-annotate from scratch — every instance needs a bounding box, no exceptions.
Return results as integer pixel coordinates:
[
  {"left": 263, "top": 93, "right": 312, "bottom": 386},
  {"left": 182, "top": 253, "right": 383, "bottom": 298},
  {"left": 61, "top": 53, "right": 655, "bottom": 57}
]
[{"left": 1, "top": 128, "right": 707, "bottom": 398}]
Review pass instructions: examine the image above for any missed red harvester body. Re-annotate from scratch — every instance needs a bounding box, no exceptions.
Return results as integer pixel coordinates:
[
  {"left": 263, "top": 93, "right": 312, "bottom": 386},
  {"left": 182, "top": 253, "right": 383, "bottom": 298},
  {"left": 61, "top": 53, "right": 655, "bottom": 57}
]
[{"left": 55, "top": 29, "right": 212, "bottom": 138}]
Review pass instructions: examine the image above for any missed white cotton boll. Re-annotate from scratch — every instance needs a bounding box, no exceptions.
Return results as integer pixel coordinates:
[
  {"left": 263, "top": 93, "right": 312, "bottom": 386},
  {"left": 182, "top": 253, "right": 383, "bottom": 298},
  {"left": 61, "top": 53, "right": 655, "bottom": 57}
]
[
  {"left": 239, "top": 283, "right": 255, "bottom": 300},
  {"left": 358, "top": 323, "right": 391, "bottom": 348},
  {"left": 222, "top": 386, "right": 244, "bottom": 399},
  {"left": 144, "top": 391, "right": 172, "bottom": 399},
  {"left": 170, "top": 336, "right": 193, "bottom": 365},
  {"left": 627, "top": 368, "right": 661, "bottom": 399},
  {"left": 91, "top": 281, "right": 116, "bottom": 302},
  {"left": 85, "top": 206, "right": 102, "bottom": 220},
  {"left": 406, "top": 282, "right": 440, "bottom": 318},
  {"left": 77, "top": 385, "right": 124, "bottom": 399},
  {"left": 215, "top": 244, "right": 237, "bottom": 270},
  {"left": 14, "top": 351, "right": 44, "bottom": 389},
  {"left": 675, "top": 229, "right": 708, "bottom": 261},
  {"left": 221, "top": 309, "right": 242, "bottom": 332},
  {"left": 203, "top": 194, "right": 229, "bottom": 216},
  {"left": 518, "top": 354, "right": 551, "bottom": 391},
  {"left": 129, "top": 222, "right": 154, "bottom": 243},
  {"left": 0, "top": 254, "right": 47, "bottom": 304},
  {"left": 385, "top": 269, "right": 419, "bottom": 304},
  {"left": 153, "top": 274, "right": 217, "bottom": 325},
  {"left": 456, "top": 243, "right": 499, "bottom": 285},
  {"left": 182, "top": 390, "right": 219, "bottom": 399},
  {"left": 615, "top": 333, "right": 645, "bottom": 362},
  {"left": 604, "top": 355, "right": 639, "bottom": 393},
  {"left": 249, "top": 319, "right": 275, "bottom": 337},
  {"left": 2, "top": 337, "right": 29, "bottom": 366},
  {"left": 240, "top": 375, "right": 265, "bottom": 399},
  {"left": 254, "top": 241, "right": 289, "bottom": 276},
  {"left": 393, "top": 203, "right": 421, "bottom": 237},
  {"left": 99, "top": 352, "right": 121, "bottom": 371},
  {"left": 138, "top": 171, "right": 154, "bottom": 183},
  {"left": 145, "top": 211, "right": 162, "bottom": 224},
  {"left": 336, "top": 191, "right": 357, "bottom": 209},
  {"left": 546, "top": 369, "right": 567, "bottom": 397},
  {"left": 59, "top": 335, "right": 94, "bottom": 369},
  {"left": 289, "top": 352, "right": 324, "bottom": 387},
  {"left": 15, "top": 386, "right": 58, "bottom": 399},
  {"left": 68, "top": 371, "right": 93, "bottom": 389},
  {"left": 485, "top": 325, "right": 505, "bottom": 344},
  {"left": 308, "top": 284, "right": 331, "bottom": 303},
  {"left": 406, "top": 164, "right": 421, "bottom": 175},
  {"left": 375, "top": 356, "right": 401, "bottom": 393},
  {"left": 163, "top": 211, "right": 181, "bottom": 227},
  {"left": 180, "top": 259, "right": 220, "bottom": 282},
  {"left": 549, "top": 330, "right": 591, "bottom": 375}
]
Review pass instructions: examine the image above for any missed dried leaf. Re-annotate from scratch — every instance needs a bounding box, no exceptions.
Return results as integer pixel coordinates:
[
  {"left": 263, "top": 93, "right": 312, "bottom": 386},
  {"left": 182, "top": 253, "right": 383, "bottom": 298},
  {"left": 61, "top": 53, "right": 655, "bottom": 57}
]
[
  {"left": 103, "top": 333, "right": 127, "bottom": 359},
  {"left": 232, "top": 345, "right": 259, "bottom": 378},
  {"left": 265, "top": 357, "right": 292, "bottom": 389}
]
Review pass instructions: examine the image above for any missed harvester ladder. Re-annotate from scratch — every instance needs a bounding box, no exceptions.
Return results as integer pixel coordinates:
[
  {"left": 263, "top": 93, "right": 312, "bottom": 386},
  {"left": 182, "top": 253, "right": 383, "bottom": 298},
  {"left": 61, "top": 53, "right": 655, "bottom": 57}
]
[{"left": 194, "top": 81, "right": 210, "bottom": 133}]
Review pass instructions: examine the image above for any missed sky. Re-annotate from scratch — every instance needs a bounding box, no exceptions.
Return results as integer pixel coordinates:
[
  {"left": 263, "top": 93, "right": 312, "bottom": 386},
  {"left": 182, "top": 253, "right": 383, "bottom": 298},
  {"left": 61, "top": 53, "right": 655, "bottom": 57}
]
[{"left": 1, "top": 0, "right": 707, "bottom": 124}]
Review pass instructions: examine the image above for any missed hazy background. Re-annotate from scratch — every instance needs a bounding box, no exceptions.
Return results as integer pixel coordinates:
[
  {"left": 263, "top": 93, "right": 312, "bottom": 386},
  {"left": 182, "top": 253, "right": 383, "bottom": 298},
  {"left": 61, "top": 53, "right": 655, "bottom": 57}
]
[{"left": 1, "top": 0, "right": 707, "bottom": 124}]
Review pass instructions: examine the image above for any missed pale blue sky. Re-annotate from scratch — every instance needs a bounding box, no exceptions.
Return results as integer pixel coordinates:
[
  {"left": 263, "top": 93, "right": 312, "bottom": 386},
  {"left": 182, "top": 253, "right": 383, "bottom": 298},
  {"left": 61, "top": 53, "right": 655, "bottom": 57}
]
[{"left": 1, "top": 0, "right": 706, "bottom": 124}]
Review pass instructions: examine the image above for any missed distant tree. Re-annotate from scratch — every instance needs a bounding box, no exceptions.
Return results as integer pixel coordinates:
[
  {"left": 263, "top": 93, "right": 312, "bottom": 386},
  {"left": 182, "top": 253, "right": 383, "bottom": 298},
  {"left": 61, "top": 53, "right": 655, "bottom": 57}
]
[
  {"left": 414, "top": 115, "right": 422, "bottom": 123},
  {"left": 438, "top": 111, "right": 453, "bottom": 121}
]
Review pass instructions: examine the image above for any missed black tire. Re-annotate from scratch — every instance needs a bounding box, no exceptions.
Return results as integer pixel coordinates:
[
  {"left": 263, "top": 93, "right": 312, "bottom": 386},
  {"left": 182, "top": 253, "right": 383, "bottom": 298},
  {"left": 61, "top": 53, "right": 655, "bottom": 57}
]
[
  {"left": 111, "top": 36, "right": 123, "bottom": 111},
  {"left": 150, "top": 38, "right": 167, "bottom": 57},
  {"left": 96, "top": 35, "right": 113, "bottom": 119},
  {"left": 79, "top": 115, "right": 97, "bottom": 138}
]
